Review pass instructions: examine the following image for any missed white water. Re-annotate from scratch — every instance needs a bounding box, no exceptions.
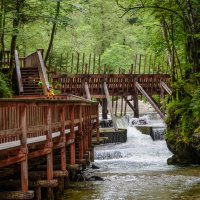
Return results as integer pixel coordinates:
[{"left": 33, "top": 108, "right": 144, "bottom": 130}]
[
  {"left": 95, "top": 126, "right": 173, "bottom": 172},
  {"left": 63, "top": 118, "right": 200, "bottom": 200}
]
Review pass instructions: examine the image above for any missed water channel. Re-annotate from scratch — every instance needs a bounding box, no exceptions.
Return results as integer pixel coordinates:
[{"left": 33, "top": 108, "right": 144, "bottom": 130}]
[{"left": 63, "top": 116, "right": 200, "bottom": 200}]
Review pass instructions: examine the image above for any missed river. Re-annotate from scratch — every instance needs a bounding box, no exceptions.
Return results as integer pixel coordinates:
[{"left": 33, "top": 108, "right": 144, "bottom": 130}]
[{"left": 63, "top": 120, "right": 200, "bottom": 200}]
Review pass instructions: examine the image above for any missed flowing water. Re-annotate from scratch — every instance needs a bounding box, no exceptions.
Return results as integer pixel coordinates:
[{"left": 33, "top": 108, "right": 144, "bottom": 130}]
[{"left": 63, "top": 119, "right": 200, "bottom": 200}]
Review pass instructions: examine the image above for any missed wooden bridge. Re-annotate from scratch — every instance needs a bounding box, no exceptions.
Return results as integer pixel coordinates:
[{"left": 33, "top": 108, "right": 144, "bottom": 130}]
[
  {"left": 0, "top": 95, "right": 99, "bottom": 199},
  {"left": 0, "top": 50, "right": 172, "bottom": 199}
]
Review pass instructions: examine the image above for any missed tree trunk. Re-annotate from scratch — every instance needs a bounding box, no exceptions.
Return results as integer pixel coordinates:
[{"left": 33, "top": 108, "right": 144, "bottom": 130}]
[
  {"left": 0, "top": 0, "right": 5, "bottom": 69},
  {"left": 10, "top": 0, "right": 21, "bottom": 73},
  {"left": 44, "top": 1, "right": 60, "bottom": 65}
]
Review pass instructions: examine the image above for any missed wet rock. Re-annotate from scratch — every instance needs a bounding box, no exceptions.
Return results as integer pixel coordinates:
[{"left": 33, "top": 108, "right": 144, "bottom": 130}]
[
  {"left": 86, "top": 176, "right": 104, "bottom": 181},
  {"left": 167, "top": 155, "right": 196, "bottom": 165},
  {"left": 92, "top": 164, "right": 100, "bottom": 169}
]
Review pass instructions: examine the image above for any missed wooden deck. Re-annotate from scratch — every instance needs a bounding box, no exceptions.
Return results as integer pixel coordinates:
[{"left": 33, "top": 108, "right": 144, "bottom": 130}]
[{"left": 0, "top": 96, "right": 99, "bottom": 199}]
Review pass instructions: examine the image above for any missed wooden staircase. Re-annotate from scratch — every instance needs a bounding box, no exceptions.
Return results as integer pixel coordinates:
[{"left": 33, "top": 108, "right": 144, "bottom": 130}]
[
  {"left": 21, "top": 67, "right": 43, "bottom": 95},
  {"left": 15, "top": 50, "right": 49, "bottom": 96}
]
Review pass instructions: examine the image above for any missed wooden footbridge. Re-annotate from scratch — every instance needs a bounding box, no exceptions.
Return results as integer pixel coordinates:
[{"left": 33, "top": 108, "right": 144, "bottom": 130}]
[{"left": 0, "top": 49, "right": 172, "bottom": 199}]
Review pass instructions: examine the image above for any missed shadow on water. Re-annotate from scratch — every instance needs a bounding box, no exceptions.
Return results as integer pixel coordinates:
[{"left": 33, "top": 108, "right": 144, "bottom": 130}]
[{"left": 62, "top": 122, "right": 200, "bottom": 200}]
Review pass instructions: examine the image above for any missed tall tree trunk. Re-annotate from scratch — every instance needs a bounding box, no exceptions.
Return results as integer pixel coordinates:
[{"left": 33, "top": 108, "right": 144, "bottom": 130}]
[
  {"left": 10, "top": 0, "right": 20, "bottom": 73},
  {"left": 0, "top": 0, "right": 5, "bottom": 69},
  {"left": 44, "top": 1, "right": 60, "bottom": 65},
  {"left": 184, "top": 0, "right": 200, "bottom": 72}
]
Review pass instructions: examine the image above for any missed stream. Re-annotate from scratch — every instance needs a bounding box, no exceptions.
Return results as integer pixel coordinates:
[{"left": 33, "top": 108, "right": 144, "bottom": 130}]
[{"left": 62, "top": 117, "right": 200, "bottom": 200}]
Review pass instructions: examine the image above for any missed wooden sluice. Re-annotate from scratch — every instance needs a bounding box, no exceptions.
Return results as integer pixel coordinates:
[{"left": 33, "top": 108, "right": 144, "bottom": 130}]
[{"left": 0, "top": 96, "right": 99, "bottom": 199}]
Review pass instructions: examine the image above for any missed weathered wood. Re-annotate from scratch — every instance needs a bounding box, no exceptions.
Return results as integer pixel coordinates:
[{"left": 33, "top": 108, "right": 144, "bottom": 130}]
[
  {"left": 103, "top": 82, "right": 118, "bottom": 130},
  {"left": 84, "top": 82, "right": 91, "bottom": 100},
  {"left": 37, "top": 50, "right": 50, "bottom": 95},
  {"left": 15, "top": 50, "right": 24, "bottom": 94},
  {"left": 135, "top": 82, "right": 165, "bottom": 119},
  {"left": 161, "top": 81, "right": 172, "bottom": 95},
  {"left": 0, "top": 190, "right": 34, "bottom": 200},
  {"left": 20, "top": 106, "right": 28, "bottom": 193}
]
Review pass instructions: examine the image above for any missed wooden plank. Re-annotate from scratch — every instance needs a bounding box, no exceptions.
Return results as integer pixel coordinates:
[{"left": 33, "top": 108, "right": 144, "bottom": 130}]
[{"left": 103, "top": 82, "right": 118, "bottom": 130}]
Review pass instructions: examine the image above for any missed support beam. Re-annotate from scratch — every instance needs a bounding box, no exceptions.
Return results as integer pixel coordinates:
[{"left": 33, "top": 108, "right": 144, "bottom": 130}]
[
  {"left": 103, "top": 82, "right": 118, "bottom": 130},
  {"left": 161, "top": 81, "right": 172, "bottom": 95},
  {"left": 123, "top": 96, "right": 135, "bottom": 113},
  {"left": 135, "top": 82, "right": 165, "bottom": 119},
  {"left": 84, "top": 81, "right": 91, "bottom": 100},
  {"left": 133, "top": 95, "right": 139, "bottom": 118}
]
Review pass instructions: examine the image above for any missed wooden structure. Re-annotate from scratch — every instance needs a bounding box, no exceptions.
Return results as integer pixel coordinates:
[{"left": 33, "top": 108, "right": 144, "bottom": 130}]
[
  {"left": 0, "top": 95, "right": 99, "bottom": 199},
  {"left": 15, "top": 49, "right": 49, "bottom": 96},
  {"left": 53, "top": 74, "right": 171, "bottom": 121}
]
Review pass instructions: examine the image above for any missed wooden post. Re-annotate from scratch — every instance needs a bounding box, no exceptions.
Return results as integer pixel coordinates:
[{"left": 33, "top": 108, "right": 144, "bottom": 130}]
[
  {"left": 70, "top": 106, "right": 75, "bottom": 165},
  {"left": 60, "top": 106, "right": 66, "bottom": 171},
  {"left": 88, "top": 53, "right": 91, "bottom": 74},
  {"left": 138, "top": 54, "right": 142, "bottom": 74},
  {"left": 104, "top": 82, "right": 118, "bottom": 130},
  {"left": 115, "top": 96, "right": 118, "bottom": 116},
  {"left": 149, "top": 55, "right": 152, "bottom": 74},
  {"left": 134, "top": 54, "right": 137, "bottom": 74},
  {"left": 71, "top": 53, "right": 74, "bottom": 74},
  {"left": 20, "top": 106, "right": 28, "bottom": 193},
  {"left": 120, "top": 96, "right": 123, "bottom": 116},
  {"left": 102, "top": 98, "right": 107, "bottom": 119},
  {"left": 78, "top": 105, "right": 83, "bottom": 159},
  {"left": 133, "top": 95, "right": 139, "bottom": 118},
  {"left": 76, "top": 52, "right": 79, "bottom": 74},
  {"left": 98, "top": 55, "right": 101, "bottom": 74},
  {"left": 82, "top": 53, "right": 85, "bottom": 74},
  {"left": 46, "top": 106, "right": 53, "bottom": 200},
  {"left": 93, "top": 53, "right": 96, "bottom": 74},
  {"left": 144, "top": 55, "right": 147, "bottom": 74},
  {"left": 66, "top": 52, "right": 68, "bottom": 75},
  {"left": 84, "top": 81, "right": 91, "bottom": 100}
]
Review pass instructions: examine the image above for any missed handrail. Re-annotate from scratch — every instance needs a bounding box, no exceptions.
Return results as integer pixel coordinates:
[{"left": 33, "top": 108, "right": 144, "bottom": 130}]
[
  {"left": 37, "top": 51, "right": 50, "bottom": 95},
  {"left": 14, "top": 50, "right": 24, "bottom": 94}
]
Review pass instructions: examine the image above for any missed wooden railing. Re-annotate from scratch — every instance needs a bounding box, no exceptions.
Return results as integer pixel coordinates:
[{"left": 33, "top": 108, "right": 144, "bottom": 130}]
[
  {"left": 53, "top": 74, "right": 171, "bottom": 97},
  {"left": 15, "top": 50, "right": 50, "bottom": 95},
  {"left": 0, "top": 97, "right": 99, "bottom": 198}
]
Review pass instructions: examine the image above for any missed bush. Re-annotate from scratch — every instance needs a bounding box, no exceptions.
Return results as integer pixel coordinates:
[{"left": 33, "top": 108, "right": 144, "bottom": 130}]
[{"left": 0, "top": 73, "right": 12, "bottom": 98}]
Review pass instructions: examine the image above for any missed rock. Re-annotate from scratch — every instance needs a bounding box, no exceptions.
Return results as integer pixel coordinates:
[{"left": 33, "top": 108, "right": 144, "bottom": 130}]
[
  {"left": 92, "top": 164, "right": 100, "bottom": 169},
  {"left": 86, "top": 175, "right": 104, "bottom": 181}
]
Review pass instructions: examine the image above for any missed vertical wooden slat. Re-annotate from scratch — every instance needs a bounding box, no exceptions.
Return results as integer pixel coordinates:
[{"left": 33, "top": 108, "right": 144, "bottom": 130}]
[
  {"left": 93, "top": 53, "right": 96, "bottom": 74},
  {"left": 76, "top": 52, "right": 79, "bottom": 74},
  {"left": 20, "top": 105, "right": 28, "bottom": 192}
]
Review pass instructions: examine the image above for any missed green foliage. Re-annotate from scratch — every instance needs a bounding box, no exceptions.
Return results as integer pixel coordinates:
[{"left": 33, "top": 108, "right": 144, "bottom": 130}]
[
  {"left": 101, "top": 43, "right": 133, "bottom": 72},
  {"left": 0, "top": 73, "right": 12, "bottom": 98}
]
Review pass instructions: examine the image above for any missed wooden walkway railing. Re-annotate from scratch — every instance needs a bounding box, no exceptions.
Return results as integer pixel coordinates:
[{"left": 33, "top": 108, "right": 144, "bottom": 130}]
[{"left": 0, "top": 96, "right": 99, "bottom": 199}]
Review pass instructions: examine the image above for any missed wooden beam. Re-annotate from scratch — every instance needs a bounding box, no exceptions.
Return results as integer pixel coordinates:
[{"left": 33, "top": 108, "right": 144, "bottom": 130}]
[
  {"left": 103, "top": 82, "right": 118, "bottom": 130},
  {"left": 84, "top": 82, "right": 91, "bottom": 100},
  {"left": 135, "top": 82, "right": 165, "bottom": 119},
  {"left": 161, "top": 81, "right": 172, "bottom": 95}
]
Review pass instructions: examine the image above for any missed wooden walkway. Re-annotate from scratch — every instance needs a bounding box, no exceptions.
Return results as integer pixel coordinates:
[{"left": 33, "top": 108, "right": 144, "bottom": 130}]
[{"left": 0, "top": 95, "right": 99, "bottom": 199}]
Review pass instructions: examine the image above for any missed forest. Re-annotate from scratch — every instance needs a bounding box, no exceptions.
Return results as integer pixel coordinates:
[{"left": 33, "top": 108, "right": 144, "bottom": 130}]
[{"left": 0, "top": 0, "right": 200, "bottom": 163}]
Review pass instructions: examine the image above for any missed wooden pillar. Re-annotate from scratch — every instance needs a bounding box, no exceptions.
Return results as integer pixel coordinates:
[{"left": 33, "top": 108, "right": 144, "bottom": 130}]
[
  {"left": 60, "top": 106, "right": 66, "bottom": 171},
  {"left": 20, "top": 106, "right": 28, "bottom": 193},
  {"left": 84, "top": 81, "right": 91, "bottom": 100},
  {"left": 133, "top": 95, "right": 139, "bottom": 118},
  {"left": 78, "top": 105, "right": 83, "bottom": 160},
  {"left": 104, "top": 82, "right": 118, "bottom": 130},
  {"left": 46, "top": 106, "right": 53, "bottom": 200},
  {"left": 102, "top": 98, "right": 107, "bottom": 119},
  {"left": 70, "top": 106, "right": 75, "bottom": 165}
]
